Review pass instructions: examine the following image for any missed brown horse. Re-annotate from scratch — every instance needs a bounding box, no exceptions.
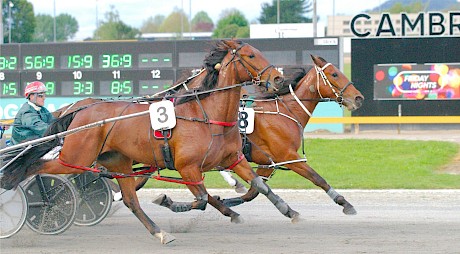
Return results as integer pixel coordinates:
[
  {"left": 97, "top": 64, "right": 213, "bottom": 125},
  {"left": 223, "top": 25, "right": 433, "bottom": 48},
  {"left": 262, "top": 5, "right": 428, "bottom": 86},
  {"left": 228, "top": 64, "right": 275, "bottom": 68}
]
[
  {"left": 0, "top": 40, "right": 299, "bottom": 244},
  {"left": 52, "top": 56, "right": 364, "bottom": 216},
  {"left": 218, "top": 56, "right": 364, "bottom": 214}
]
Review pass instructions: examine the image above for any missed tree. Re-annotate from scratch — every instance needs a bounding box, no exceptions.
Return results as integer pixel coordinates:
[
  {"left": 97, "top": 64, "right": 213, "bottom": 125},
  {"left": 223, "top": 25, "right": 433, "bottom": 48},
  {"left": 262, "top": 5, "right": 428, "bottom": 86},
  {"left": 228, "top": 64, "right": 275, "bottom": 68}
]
[
  {"left": 259, "top": 0, "right": 313, "bottom": 24},
  {"left": 2, "top": 0, "right": 35, "bottom": 43},
  {"left": 93, "top": 5, "right": 139, "bottom": 40},
  {"left": 159, "top": 8, "right": 190, "bottom": 34},
  {"left": 33, "top": 13, "right": 78, "bottom": 42},
  {"left": 191, "top": 11, "right": 213, "bottom": 32},
  {"left": 140, "top": 15, "right": 164, "bottom": 33},
  {"left": 213, "top": 9, "right": 249, "bottom": 39}
]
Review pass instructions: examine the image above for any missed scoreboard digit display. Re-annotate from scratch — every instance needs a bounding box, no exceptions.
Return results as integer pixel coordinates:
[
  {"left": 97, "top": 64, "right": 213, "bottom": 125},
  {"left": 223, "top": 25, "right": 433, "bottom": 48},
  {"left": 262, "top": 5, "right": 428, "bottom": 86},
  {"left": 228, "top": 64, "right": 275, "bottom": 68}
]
[{"left": 0, "top": 38, "right": 340, "bottom": 99}]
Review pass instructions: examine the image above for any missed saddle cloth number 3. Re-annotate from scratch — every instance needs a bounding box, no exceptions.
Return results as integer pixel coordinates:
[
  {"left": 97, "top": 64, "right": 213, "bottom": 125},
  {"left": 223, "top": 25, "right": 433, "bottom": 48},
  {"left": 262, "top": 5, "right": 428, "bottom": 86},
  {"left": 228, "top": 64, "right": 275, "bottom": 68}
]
[{"left": 149, "top": 100, "right": 176, "bottom": 131}]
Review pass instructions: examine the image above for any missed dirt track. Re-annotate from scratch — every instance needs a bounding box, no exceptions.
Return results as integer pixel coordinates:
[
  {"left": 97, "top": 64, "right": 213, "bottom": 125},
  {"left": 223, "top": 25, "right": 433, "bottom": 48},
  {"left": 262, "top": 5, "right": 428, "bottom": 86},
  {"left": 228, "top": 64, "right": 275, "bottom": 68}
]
[
  {"left": 1, "top": 189, "right": 460, "bottom": 254},
  {"left": 2, "top": 130, "right": 459, "bottom": 253}
]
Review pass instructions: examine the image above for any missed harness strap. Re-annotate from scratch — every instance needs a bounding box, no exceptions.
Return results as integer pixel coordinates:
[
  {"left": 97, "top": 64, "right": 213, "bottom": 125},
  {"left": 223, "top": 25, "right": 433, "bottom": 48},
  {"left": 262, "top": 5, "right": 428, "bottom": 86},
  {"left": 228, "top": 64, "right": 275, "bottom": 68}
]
[
  {"left": 57, "top": 158, "right": 203, "bottom": 185},
  {"left": 153, "top": 175, "right": 204, "bottom": 185},
  {"left": 176, "top": 115, "right": 236, "bottom": 127},
  {"left": 289, "top": 84, "right": 312, "bottom": 117},
  {"left": 57, "top": 158, "right": 100, "bottom": 173},
  {"left": 226, "top": 152, "right": 245, "bottom": 170},
  {"left": 208, "top": 120, "right": 237, "bottom": 127}
]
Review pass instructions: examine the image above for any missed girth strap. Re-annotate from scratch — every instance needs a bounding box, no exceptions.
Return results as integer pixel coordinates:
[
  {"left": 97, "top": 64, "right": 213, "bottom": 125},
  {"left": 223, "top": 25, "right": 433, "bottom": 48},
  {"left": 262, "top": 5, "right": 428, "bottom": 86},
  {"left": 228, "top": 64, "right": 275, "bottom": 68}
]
[{"left": 226, "top": 152, "right": 245, "bottom": 171}]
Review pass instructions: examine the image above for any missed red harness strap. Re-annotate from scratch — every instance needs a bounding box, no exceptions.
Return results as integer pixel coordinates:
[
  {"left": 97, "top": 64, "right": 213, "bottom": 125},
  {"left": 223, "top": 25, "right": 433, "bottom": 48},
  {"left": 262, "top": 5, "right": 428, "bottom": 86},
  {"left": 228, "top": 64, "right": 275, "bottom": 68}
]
[
  {"left": 57, "top": 158, "right": 203, "bottom": 185},
  {"left": 57, "top": 158, "right": 101, "bottom": 173},
  {"left": 153, "top": 174, "right": 204, "bottom": 185},
  {"left": 208, "top": 120, "right": 237, "bottom": 127},
  {"left": 226, "top": 152, "right": 245, "bottom": 170}
]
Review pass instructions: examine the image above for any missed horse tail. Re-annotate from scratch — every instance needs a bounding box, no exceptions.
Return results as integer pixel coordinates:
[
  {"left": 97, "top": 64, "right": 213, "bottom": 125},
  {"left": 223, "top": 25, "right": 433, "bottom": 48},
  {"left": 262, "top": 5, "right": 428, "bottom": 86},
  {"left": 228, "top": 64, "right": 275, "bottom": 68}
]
[{"left": 0, "top": 112, "right": 77, "bottom": 190}]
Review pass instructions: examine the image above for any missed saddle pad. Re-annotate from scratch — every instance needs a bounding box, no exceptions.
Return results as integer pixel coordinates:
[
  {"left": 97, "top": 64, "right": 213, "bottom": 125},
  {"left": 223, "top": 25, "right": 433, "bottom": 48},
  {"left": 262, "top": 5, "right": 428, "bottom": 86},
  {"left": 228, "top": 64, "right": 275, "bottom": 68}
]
[{"left": 154, "top": 129, "right": 172, "bottom": 139}]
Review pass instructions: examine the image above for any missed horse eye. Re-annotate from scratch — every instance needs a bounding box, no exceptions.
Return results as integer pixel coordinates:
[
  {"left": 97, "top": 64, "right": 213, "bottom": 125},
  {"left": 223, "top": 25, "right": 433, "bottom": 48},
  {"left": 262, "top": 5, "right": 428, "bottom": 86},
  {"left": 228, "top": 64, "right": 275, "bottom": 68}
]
[
  {"left": 332, "top": 73, "right": 338, "bottom": 78},
  {"left": 248, "top": 54, "right": 255, "bottom": 59}
]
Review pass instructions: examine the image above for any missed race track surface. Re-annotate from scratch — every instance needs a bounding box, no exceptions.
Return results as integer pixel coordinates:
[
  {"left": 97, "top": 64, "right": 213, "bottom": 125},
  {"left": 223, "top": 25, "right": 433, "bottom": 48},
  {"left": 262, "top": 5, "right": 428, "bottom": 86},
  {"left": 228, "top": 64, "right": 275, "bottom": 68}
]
[{"left": 2, "top": 189, "right": 459, "bottom": 254}]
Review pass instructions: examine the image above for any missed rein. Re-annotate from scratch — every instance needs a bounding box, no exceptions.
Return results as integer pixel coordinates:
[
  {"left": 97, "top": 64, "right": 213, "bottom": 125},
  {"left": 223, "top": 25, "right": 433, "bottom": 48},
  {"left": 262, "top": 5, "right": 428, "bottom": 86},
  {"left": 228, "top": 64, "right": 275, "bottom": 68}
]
[{"left": 57, "top": 158, "right": 204, "bottom": 185}]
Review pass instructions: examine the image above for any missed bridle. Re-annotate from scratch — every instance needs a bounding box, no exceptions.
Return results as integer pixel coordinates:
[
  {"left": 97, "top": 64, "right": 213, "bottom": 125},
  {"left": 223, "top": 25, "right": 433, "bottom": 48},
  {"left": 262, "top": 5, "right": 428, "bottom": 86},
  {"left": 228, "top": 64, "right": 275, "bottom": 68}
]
[
  {"left": 225, "top": 43, "right": 279, "bottom": 91},
  {"left": 315, "top": 62, "right": 353, "bottom": 105}
]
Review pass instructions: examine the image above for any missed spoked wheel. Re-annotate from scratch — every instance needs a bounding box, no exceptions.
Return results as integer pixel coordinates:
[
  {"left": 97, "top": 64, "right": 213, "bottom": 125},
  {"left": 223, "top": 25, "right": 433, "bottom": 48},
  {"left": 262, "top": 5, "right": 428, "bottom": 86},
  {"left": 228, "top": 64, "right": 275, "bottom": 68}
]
[
  {"left": 0, "top": 186, "right": 28, "bottom": 238},
  {"left": 69, "top": 172, "right": 112, "bottom": 226},
  {"left": 24, "top": 174, "right": 77, "bottom": 235}
]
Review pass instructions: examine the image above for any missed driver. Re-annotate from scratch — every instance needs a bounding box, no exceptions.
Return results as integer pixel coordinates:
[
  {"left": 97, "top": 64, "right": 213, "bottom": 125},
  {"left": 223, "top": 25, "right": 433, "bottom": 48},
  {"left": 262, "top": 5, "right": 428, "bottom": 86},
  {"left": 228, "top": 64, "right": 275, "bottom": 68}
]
[{"left": 10, "top": 81, "right": 54, "bottom": 145}]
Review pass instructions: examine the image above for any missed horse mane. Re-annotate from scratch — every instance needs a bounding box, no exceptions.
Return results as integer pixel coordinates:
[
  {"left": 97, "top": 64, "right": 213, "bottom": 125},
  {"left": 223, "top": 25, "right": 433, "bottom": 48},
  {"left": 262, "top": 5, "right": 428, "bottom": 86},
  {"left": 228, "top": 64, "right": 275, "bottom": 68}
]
[
  {"left": 175, "top": 40, "right": 240, "bottom": 105},
  {"left": 255, "top": 67, "right": 308, "bottom": 99}
]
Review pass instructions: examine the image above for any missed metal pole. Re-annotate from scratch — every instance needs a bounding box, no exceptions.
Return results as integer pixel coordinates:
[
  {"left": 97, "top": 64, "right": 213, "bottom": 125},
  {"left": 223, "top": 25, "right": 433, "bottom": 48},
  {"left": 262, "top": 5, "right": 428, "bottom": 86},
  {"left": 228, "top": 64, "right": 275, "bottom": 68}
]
[
  {"left": 8, "top": 1, "right": 13, "bottom": 43},
  {"left": 53, "top": 0, "right": 56, "bottom": 42},
  {"left": 180, "top": 0, "right": 184, "bottom": 39},
  {"left": 277, "top": 0, "right": 280, "bottom": 24},
  {"left": 0, "top": 1, "right": 3, "bottom": 44},
  {"left": 96, "top": 0, "right": 99, "bottom": 29},
  {"left": 189, "top": 0, "right": 191, "bottom": 37},
  {"left": 313, "top": 0, "right": 317, "bottom": 37},
  {"left": 332, "top": 0, "right": 335, "bottom": 35}
]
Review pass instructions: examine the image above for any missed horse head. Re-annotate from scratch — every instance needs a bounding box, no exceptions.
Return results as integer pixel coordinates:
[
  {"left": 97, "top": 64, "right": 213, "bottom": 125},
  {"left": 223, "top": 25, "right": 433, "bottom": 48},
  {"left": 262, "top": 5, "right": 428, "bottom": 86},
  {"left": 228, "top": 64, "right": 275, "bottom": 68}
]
[
  {"left": 215, "top": 40, "right": 284, "bottom": 93},
  {"left": 310, "top": 55, "right": 364, "bottom": 111}
]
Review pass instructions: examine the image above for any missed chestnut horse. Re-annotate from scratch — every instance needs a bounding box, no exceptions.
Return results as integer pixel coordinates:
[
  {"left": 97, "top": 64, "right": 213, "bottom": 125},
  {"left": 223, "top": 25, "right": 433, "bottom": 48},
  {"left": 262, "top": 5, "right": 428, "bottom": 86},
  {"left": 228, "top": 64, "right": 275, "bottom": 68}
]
[
  {"left": 218, "top": 56, "right": 364, "bottom": 214},
  {"left": 55, "top": 56, "right": 364, "bottom": 216},
  {"left": 0, "top": 40, "right": 300, "bottom": 244}
]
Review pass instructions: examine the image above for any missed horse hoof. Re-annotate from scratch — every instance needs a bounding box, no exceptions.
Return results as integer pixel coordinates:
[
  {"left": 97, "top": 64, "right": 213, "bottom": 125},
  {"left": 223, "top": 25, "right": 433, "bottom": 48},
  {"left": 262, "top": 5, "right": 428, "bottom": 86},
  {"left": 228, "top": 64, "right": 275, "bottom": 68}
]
[
  {"left": 154, "top": 230, "right": 176, "bottom": 244},
  {"left": 152, "top": 194, "right": 167, "bottom": 206},
  {"left": 231, "top": 214, "right": 243, "bottom": 224},
  {"left": 343, "top": 205, "right": 357, "bottom": 215},
  {"left": 290, "top": 211, "right": 301, "bottom": 224}
]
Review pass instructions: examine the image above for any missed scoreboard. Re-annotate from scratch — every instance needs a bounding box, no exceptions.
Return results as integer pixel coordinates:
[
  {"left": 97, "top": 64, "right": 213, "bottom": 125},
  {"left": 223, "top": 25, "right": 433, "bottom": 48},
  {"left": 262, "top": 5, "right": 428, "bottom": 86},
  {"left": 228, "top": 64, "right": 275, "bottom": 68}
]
[
  {"left": 0, "top": 38, "right": 341, "bottom": 99},
  {"left": 0, "top": 38, "right": 344, "bottom": 131},
  {"left": 0, "top": 41, "right": 177, "bottom": 98}
]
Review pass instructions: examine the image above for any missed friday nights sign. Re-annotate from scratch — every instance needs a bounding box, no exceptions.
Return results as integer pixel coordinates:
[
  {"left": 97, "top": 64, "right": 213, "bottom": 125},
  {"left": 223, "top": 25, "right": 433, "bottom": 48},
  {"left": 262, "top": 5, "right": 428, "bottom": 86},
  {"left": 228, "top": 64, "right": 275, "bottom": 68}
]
[{"left": 351, "top": 12, "right": 460, "bottom": 37}]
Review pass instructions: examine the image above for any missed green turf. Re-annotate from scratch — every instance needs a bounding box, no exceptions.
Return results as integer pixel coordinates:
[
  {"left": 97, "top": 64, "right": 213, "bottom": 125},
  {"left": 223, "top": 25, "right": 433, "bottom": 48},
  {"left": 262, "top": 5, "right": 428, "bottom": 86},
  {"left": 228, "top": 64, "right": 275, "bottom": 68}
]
[{"left": 141, "top": 139, "right": 460, "bottom": 189}]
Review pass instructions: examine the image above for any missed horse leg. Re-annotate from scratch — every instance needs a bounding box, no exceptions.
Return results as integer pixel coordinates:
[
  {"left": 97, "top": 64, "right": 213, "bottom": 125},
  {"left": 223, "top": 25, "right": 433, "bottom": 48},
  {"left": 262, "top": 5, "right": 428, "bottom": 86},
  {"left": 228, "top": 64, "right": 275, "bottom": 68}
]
[
  {"left": 219, "top": 171, "right": 248, "bottom": 193},
  {"left": 220, "top": 168, "right": 274, "bottom": 207},
  {"left": 152, "top": 167, "right": 242, "bottom": 223},
  {"left": 230, "top": 161, "right": 300, "bottom": 223},
  {"left": 100, "top": 154, "right": 175, "bottom": 244},
  {"left": 286, "top": 159, "right": 357, "bottom": 215}
]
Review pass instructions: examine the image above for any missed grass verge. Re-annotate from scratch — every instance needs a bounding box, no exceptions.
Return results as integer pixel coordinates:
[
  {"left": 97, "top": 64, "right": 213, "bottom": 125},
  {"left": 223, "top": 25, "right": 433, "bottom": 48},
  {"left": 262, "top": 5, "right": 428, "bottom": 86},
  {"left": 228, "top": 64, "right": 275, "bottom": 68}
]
[{"left": 141, "top": 139, "right": 460, "bottom": 189}]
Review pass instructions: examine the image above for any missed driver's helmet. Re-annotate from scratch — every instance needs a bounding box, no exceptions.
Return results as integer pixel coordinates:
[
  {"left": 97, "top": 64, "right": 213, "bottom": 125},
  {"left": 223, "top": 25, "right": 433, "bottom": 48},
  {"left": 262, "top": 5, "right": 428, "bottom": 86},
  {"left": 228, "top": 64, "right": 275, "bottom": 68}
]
[{"left": 24, "top": 81, "right": 47, "bottom": 98}]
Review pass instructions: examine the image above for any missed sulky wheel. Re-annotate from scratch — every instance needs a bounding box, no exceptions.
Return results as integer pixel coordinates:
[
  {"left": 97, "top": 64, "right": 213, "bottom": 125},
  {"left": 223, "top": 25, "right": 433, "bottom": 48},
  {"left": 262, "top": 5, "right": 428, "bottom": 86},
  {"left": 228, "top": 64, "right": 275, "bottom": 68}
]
[
  {"left": 0, "top": 185, "right": 28, "bottom": 238},
  {"left": 24, "top": 174, "right": 77, "bottom": 235},
  {"left": 69, "top": 172, "right": 112, "bottom": 226}
]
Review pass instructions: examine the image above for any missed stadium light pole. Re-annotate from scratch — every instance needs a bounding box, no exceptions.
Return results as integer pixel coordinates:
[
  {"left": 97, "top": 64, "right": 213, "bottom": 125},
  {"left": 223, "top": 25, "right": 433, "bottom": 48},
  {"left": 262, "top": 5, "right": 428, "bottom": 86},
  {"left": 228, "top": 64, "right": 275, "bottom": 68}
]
[
  {"left": 277, "top": 0, "right": 280, "bottom": 24},
  {"left": 0, "top": 1, "right": 3, "bottom": 44},
  {"left": 53, "top": 0, "right": 56, "bottom": 42},
  {"left": 312, "top": 0, "right": 317, "bottom": 37},
  {"left": 8, "top": 1, "right": 13, "bottom": 43}
]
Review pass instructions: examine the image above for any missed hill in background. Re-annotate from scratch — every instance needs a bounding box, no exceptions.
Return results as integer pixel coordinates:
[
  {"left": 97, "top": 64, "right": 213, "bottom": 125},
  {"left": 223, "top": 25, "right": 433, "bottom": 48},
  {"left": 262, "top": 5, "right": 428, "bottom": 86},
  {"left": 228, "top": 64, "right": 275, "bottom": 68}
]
[{"left": 369, "top": 0, "right": 460, "bottom": 12}]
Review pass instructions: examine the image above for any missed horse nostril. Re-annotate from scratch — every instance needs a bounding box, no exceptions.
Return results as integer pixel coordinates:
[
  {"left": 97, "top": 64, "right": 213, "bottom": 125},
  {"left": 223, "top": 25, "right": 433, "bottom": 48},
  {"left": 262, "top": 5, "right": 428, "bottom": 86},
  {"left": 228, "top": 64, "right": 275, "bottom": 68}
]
[{"left": 355, "top": 96, "right": 364, "bottom": 108}]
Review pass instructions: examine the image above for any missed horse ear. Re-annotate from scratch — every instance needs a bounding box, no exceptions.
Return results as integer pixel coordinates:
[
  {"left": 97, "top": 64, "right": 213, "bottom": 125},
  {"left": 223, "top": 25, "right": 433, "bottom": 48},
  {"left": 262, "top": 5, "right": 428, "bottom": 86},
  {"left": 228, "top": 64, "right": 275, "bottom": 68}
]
[{"left": 310, "top": 55, "right": 323, "bottom": 67}]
